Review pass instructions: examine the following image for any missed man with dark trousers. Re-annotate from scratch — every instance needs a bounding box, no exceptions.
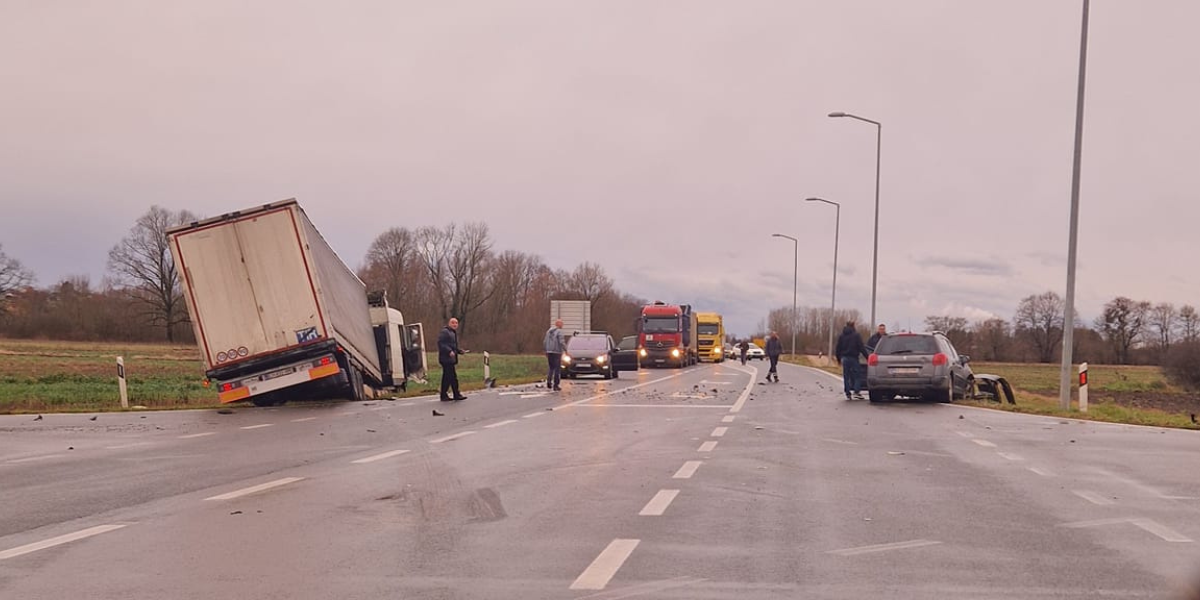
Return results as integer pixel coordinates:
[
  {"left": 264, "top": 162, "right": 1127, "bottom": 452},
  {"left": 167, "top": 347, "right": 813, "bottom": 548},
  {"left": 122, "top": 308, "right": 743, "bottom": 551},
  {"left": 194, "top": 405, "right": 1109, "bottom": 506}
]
[
  {"left": 835, "top": 321, "right": 868, "bottom": 400},
  {"left": 765, "top": 331, "right": 783, "bottom": 383},
  {"left": 438, "top": 317, "right": 468, "bottom": 401}
]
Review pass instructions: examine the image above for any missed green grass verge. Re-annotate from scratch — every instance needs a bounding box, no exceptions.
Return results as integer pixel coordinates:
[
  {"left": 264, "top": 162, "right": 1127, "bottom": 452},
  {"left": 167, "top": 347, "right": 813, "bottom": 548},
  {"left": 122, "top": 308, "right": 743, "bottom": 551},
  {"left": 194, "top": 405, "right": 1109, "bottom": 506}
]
[{"left": 0, "top": 339, "right": 546, "bottom": 413}]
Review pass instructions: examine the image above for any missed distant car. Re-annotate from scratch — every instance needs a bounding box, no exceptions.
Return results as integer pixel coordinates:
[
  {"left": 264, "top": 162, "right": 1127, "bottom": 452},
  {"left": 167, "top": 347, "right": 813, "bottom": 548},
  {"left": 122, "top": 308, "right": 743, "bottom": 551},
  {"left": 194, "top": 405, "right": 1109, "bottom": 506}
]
[
  {"left": 563, "top": 333, "right": 619, "bottom": 379},
  {"left": 865, "top": 332, "right": 974, "bottom": 403},
  {"left": 611, "top": 335, "right": 641, "bottom": 373},
  {"left": 745, "top": 342, "right": 765, "bottom": 361},
  {"left": 723, "top": 344, "right": 737, "bottom": 358}
]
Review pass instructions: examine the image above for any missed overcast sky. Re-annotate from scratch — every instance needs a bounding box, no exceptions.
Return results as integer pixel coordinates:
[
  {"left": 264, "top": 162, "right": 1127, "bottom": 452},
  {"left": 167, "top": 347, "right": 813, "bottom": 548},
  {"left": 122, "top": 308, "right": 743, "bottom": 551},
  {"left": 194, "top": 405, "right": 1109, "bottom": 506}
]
[{"left": 2, "top": 1, "right": 1198, "bottom": 336}]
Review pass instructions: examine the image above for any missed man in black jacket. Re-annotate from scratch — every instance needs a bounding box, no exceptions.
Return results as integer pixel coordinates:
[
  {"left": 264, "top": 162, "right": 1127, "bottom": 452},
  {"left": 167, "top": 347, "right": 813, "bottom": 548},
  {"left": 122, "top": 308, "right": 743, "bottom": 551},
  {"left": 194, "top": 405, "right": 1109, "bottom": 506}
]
[
  {"left": 438, "top": 317, "right": 468, "bottom": 401},
  {"left": 866, "top": 323, "right": 887, "bottom": 354},
  {"left": 764, "top": 332, "right": 783, "bottom": 383},
  {"left": 835, "top": 321, "right": 867, "bottom": 400}
]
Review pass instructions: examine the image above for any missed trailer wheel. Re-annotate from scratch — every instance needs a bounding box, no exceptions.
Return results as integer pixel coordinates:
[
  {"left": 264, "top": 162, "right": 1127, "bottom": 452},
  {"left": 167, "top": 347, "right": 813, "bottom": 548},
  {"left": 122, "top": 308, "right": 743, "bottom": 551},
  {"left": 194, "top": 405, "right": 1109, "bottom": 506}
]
[{"left": 346, "top": 366, "right": 366, "bottom": 402}]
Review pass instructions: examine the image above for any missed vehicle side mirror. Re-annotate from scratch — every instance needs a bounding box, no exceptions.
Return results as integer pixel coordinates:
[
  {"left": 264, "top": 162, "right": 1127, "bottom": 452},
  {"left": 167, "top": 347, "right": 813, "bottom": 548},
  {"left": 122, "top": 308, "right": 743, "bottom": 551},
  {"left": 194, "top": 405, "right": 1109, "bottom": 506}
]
[{"left": 960, "top": 354, "right": 971, "bottom": 364}]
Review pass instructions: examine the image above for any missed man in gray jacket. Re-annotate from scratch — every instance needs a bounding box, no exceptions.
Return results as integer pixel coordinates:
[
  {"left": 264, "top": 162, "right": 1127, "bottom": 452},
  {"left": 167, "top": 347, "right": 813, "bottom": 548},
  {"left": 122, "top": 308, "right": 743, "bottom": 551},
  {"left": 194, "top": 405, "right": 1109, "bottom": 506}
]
[{"left": 544, "top": 320, "right": 566, "bottom": 391}]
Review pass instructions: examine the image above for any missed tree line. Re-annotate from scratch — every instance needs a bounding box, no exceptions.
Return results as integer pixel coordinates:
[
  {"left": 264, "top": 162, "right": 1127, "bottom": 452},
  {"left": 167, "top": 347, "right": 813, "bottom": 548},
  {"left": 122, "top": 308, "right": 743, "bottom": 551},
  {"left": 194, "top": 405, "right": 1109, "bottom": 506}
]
[
  {"left": 762, "top": 291, "right": 1200, "bottom": 366},
  {"left": 0, "top": 206, "right": 648, "bottom": 352}
]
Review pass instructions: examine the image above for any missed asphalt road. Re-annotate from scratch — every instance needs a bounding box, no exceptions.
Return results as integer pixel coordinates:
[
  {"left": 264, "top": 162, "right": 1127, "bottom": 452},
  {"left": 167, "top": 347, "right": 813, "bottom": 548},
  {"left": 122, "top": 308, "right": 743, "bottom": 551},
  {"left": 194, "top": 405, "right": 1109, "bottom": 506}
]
[{"left": 2, "top": 361, "right": 1199, "bottom": 599}]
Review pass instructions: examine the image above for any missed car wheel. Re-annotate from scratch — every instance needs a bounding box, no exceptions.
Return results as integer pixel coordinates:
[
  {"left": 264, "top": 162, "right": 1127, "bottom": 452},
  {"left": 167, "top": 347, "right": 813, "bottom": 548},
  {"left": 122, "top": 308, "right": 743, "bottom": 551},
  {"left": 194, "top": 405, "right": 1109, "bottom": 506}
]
[
  {"left": 939, "top": 378, "right": 954, "bottom": 403},
  {"left": 868, "top": 390, "right": 883, "bottom": 403},
  {"left": 612, "top": 368, "right": 618, "bottom": 379}
]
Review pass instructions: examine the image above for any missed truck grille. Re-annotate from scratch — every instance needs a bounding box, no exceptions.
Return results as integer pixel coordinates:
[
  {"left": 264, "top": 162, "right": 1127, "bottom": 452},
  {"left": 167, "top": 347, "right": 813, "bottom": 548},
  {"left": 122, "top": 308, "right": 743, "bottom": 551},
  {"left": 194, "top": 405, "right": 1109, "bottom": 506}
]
[{"left": 645, "top": 339, "right": 677, "bottom": 349}]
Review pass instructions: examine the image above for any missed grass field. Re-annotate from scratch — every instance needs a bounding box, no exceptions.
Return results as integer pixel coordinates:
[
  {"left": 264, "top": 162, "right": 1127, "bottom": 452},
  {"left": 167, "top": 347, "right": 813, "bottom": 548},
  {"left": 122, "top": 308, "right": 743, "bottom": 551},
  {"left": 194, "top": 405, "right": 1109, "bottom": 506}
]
[
  {"left": 0, "top": 339, "right": 546, "bottom": 414},
  {"left": 783, "top": 355, "right": 1199, "bottom": 430}
]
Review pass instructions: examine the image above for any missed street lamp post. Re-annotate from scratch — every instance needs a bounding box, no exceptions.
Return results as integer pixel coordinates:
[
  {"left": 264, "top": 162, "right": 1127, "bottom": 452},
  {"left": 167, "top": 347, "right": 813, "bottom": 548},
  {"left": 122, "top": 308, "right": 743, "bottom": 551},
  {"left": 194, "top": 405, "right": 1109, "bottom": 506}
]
[
  {"left": 771, "top": 233, "right": 798, "bottom": 356},
  {"left": 828, "top": 111, "right": 882, "bottom": 330},
  {"left": 806, "top": 197, "right": 841, "bottom": 360},
  {"left": 1060, "top": 0, "right": 1091, "bottom": 410}
]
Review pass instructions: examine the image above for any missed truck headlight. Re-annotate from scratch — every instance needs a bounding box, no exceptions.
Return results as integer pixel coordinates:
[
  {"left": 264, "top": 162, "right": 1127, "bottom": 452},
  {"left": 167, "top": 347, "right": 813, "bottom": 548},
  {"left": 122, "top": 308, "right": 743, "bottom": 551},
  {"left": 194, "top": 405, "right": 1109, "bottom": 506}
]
[
  {"left": 671, "top": 349, "right": 680, "bottom": 358},
  {"left": 639, "top": 348, "right": 647, "bottom": 357},
  {"left": 715, "top": 347, "right": 722, "bottom": 354}
]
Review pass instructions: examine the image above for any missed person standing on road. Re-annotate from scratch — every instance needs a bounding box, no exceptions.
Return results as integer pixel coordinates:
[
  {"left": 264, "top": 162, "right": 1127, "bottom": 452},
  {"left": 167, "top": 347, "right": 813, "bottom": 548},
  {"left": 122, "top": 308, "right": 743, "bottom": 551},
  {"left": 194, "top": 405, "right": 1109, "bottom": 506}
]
[
  {"left": 765, "top": 331, "right": 782, "bottom": 383},
  {"left": 866, "top": 323, "right": 887, "bottom": 355},
  {"left": 835, "top": 321, "right": 867, "bottom": 400},
  {"left": 543, "top": 319, "right": 566, "bottom": 392},
  {"left": 438, "top": 317, "right": 468, "bottom": 401},
  {"left": 738, "top": 340, "right": 749, "bottom": 365}
]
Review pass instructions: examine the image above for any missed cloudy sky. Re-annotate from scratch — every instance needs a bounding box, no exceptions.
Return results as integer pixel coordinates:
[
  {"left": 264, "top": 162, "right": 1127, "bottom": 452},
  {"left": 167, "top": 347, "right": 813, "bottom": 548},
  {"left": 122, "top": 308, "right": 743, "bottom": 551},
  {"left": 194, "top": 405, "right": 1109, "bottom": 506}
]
[{"left": 2, "top": 1, "right": 1197, "bottom": 336}]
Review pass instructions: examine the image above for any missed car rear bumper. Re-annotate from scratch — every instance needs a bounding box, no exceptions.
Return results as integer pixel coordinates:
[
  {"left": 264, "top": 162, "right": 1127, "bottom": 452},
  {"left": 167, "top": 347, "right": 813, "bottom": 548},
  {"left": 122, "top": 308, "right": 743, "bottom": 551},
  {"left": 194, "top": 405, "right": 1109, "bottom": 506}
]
[{"left": 867, "top": 374, "right": 950, "bottom": 392}]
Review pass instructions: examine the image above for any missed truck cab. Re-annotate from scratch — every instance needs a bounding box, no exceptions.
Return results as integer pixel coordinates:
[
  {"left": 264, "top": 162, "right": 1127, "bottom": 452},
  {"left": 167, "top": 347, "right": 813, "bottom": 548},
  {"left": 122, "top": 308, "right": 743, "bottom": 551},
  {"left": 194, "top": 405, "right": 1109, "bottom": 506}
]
[
  {"left": 638, "top": 302, "right": 698, "bottom": 368},
  {"left": 696, "top": 312, "right": 725, "bottom": 362}
]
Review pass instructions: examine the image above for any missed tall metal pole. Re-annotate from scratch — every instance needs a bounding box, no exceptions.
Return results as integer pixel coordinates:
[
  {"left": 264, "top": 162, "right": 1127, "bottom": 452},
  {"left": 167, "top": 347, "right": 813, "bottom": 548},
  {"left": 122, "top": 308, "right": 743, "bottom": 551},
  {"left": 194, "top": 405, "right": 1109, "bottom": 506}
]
[
  {"left": 807, "top": 197, "right": 841, "bottom": 360},
  {"left": 828, "top": 112, "right": 883, "bottom": 328},
  {"left": 771, "top": 234, "right": 799, "bottom": 355},
  {"left": 870, "top": 123, "right": 881, "bottom": 329},
  {"left": 1059, "top": 0, "right": 1090, "bottom": 411}
]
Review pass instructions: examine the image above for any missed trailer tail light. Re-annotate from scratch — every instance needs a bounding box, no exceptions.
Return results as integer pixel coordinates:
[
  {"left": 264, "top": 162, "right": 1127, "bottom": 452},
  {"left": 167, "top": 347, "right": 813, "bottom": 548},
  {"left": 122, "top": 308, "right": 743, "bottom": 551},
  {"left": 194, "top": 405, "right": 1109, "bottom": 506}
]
[
  {"left": 932, "top": 353, "right": 948, "bottom": 366},
  {"left": 317, "top": 356, "right": 333, "bottom": 366},
  {"left": 220, "top": 382, "right": 235, "bottom": 392},
  {"left": 867, "top": 354, "right": 878, "bottom": 366}
]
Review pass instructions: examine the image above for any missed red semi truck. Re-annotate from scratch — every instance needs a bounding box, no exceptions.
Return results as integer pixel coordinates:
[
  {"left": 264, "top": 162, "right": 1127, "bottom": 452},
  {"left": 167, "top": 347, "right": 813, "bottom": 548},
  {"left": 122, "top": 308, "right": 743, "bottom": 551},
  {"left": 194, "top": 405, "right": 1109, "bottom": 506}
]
[{"left": 637, "top": 301, "right": 698, "bottom": 368}]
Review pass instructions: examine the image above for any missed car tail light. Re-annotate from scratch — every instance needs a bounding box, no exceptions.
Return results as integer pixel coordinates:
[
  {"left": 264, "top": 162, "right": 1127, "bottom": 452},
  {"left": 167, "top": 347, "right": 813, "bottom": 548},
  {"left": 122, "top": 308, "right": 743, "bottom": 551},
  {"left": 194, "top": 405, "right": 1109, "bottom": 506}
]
[
  {"left": 932, "top": 353, "right": 948, "bottom": 366},
  {"left": 867, "top": 354, "right": 878, "bottom": 366}
]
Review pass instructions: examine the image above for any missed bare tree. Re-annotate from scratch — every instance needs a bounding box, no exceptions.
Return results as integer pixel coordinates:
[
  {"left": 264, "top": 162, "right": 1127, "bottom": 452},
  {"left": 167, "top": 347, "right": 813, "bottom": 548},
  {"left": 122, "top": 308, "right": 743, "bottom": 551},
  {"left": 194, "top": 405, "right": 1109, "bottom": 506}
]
[
  {"left": 973, "top": 318, "right": 1011, "bottom": 361},
  {"left": 413, "top": 222, "right": 494, "bottom": 332},
  {"left": 0, "top": 244, "right": 34, "bottom": 316},
  {"left": 360, "top": 227, "right": 416, "bottom": 305},
  {"left": 1095, "top": 296, "right": 1151, "bottom": 365},
  {"left": 1149, "top": 302, "right": 1178, "bottom": 354},
  {"left": 1180, "top": 305, "right": 1200, "bottom": 343},
  {"left": 561, "top": 262, "right": 614, "bottom": 303},
  {"left": 924, "top": 315, "right": 971, "bottom": 350},
  {"left": 107, "top": 206, "right": 198, "bottom": 342},
  {"left": 1013, "top": 292, "right": 1065, "bottom": 363}
]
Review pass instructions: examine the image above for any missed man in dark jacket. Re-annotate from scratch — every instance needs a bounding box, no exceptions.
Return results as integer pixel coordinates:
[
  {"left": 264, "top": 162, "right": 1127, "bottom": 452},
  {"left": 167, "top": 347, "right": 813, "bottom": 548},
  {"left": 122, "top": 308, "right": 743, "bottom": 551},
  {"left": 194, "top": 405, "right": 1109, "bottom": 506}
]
[
  {"left": 764, "top": 331, "right": 783, "bottom": 383},
  {"left": 835, "top": 321, "right": 867, "bottom": 399},
  {"left": 738, "top": 340, "right": 749, "bottom": 365},
  {"left": 866, "top": 323, "right": 887, "bottom": 354},
  {"left": 438, "top": 317, "right": 468, "bottom": 401}
]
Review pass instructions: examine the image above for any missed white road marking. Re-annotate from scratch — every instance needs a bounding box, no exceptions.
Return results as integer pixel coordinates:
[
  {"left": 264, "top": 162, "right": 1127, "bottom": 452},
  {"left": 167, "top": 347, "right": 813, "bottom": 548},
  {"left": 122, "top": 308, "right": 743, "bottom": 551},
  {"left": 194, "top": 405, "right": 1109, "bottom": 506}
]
[
  {"left": 523, "top": 412, "right": 546, "bottom": 419},
  {"left": 669, "top": 392, "right": 710, "bottom": 399},
  {"left": 955, "top": 431, "right": 974, "bottom": 438},
  {"left": 564, "top": 372, "right": 689, "bottom": 409},
  {"left": 1028, "top": 467, "right": 1054, "bottom": 477},
  {"left": 290, "top": 417, "right": 318, "bottom": 423},
  {"left": 997, "top": 452, "right": 1024, "bottom": 461},
  {"left": 570, "top": 539, "right": 641, "bottom": 590},
  {"left": 971, "top": 439, "right": 997, "bottom": 448},
  {"left": 721, "top": 415, "right": 735, "bottom": 423},
  {"left": 105, "top": 442, "right": 153, "bottom": 450},
  {"left": 820, "top": 438, "right": 859, "bottom": 445},
  {"left": 431, "top": 431, "right": 477, "bottom": 444},
  {"left": 698, "top": 441, "right": 718, "bottom": 452},
  {"left": 369, "top": 405, "right": 392, "bottom": 411},
  {"left": 178, "top": 432, "right": 217, "bottom": 439},
  {"left": 484, "top": 419, "right": 518, "bottom": 429},
  {"left": 1072, "top": 490, "right": 1115, "bottom": 506},
  {"left": 1060, "top": 517, "right": 1193, "bottom": 542},
  {"left": 396, "top": 402, "right": 414, "bottom": 407},
  {"left": 577, "top": 404, "right": 729, "bottom": 409},
  {"left": 0, "top": 524, "right": 130, "bottom": 561},
  {"left": 711, "top": 427, "right": 728, "bottom": 438},
  {"left": 521, "top": 393, "right": 549, "bottom": 399},
  {"left": 673, "top": 461, "right": 702, "bottom": 479},
  {"left": 205, "top": 477, "right": 304, "bottom": 501},
  {"left": 1092, "top": 467, "right": 1200, "bottom": 500},
  {"left": 351, "top": 449, "right": 411, "bottom": 464},
  {"left": 729, "top": 364, "right": 758, "bottom": 413},
  {"left": 828, "top": 539, "right": 942, "bottom": 556},
  {"left": 6, "top": 454, "right": 66, "bottom": 464},
  {"left": 699, "top": 380, "right": 732, "bottom": 385},
  {"left": 639, "top": 490, "right": 680, "bottom": 516},
  {"left": 240, "top": 424, "right": 274, "bottom": 430}
]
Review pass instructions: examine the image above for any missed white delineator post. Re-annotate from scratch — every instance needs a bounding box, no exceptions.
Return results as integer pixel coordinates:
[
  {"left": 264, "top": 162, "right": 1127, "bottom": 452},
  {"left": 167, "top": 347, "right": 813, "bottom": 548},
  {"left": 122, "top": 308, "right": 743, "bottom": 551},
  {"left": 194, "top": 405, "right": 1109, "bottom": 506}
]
[
  {"left": 483, "top": 351, "right": 491, "bottom": 383},
  {"left": 117, "top": 356, "right": 129, "bottom": 409},
  {"left": 1078, "top": 362, "right": 1089, "bottom": 413}
]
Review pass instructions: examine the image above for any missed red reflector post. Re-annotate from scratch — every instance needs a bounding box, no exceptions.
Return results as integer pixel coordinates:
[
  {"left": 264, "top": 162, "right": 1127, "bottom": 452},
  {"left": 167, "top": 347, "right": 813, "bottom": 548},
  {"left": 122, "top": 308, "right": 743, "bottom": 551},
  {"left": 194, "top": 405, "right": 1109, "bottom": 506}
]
[
  {"left": 932, "top": 353, "right": 948, "bottom": 366},
  {"left": 867, "top": 354, "right": 878, "bottom": 366}
]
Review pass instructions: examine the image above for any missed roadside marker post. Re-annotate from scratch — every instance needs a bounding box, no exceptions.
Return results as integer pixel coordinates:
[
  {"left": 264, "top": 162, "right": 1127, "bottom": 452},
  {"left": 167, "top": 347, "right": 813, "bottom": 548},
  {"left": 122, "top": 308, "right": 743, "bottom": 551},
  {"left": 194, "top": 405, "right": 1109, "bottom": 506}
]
[
  {"left": 483, "top": 351, "right": 491, "bottom": 383},
  {"left": 117, "top": 356, "right": 129, "bottom": 409},
  {"left": 1078, "top": 362, "right": 1088, "bottom": 413}
]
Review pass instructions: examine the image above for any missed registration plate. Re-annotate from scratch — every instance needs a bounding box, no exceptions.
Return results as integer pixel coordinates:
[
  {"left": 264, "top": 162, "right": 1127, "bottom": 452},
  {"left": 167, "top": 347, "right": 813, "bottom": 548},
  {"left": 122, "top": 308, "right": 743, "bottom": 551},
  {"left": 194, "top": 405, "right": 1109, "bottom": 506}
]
[
  {"left": 577, "top": 363, "right": 591, "bottom": 368},
  {"left": 263, "top": 366, "right": 297, "bottom": 380},
  {"left": 890, "top": 367, "right": 920, "bottom": 375}
]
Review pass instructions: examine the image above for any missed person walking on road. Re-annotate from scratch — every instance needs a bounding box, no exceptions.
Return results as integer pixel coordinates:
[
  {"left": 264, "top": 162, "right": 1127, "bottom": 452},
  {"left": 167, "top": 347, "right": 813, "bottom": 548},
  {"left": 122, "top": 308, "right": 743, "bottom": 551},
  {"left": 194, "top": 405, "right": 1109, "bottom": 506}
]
[
  {"left": 738, "top": 340, "right": 749, "bottom": 365},
  {"left": 835, "top": 321, "right": 867, "bottom": 400},
  {"left": 544, "top": 319, "right": 566, "bottom": 392},
  {"left": 866, "top": 323, "right": 887, "bottom": 355},
  {"left": 765, "top": 331, "right": 783, "bottom": 383},
  {"left": 438, "top": 317, "right": 469, "bottom": 401}
]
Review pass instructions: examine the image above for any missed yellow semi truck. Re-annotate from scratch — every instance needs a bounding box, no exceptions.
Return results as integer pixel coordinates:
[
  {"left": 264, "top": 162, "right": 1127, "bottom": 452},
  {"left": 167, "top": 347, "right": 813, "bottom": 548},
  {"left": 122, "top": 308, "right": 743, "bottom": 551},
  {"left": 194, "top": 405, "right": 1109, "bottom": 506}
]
[{"left": 696, "top": 312, "right": 726, "bottom": 362}]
